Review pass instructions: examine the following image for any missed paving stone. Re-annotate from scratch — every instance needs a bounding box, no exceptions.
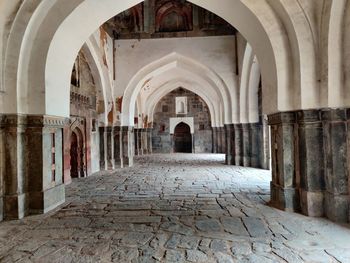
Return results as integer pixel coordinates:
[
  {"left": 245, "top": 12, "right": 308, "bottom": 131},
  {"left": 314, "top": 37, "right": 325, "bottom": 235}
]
[
  {"left": 214, "top": 251, "right": 235, "bottom": 263},
  {"left": 231, "top": 241, "right": 252, "bottom": 256},
  {"left": 221, "top": 217, "right": 249, "bottom": 236},
  {"left": 252, "top": 242, "right": 272, "bottom": 253},
  {"left": 165, "top": 250, "right": 185, "bottom": 262},
  {"left": 242, "top": 217, "right": 270, "bottom": 238},
  {"left": 110, "top": 247, "right": 138, "bottom": 262},
  {"left": 178, "top": 236, "right": 200, "bottom": 249},
  {"left": 119, "top": 232, "right": 154, "bottom": 247},
  {"left": 210, "top": 239, "right": 228, "bottom": 252},
  {"left": 160, "top": 222, "right": 194, "bottom": 235},
  {"left": 196, "top": 219, "right": 221, "bottom": 232},
  {"left": 186, "top": 249, "right": 209, "bottom": 262}
]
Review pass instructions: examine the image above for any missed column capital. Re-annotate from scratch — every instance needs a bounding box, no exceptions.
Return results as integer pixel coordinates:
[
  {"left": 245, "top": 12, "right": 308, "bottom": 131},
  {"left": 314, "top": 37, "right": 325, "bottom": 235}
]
[
  {"left": 321, "top": 108, "right": 347, "bottom": 122},
  {"left": 268, "top": 111, "right": 296, "bottom": 125},
  {"left": 296, "top": 110, "right": 322, "bottom": 123}
]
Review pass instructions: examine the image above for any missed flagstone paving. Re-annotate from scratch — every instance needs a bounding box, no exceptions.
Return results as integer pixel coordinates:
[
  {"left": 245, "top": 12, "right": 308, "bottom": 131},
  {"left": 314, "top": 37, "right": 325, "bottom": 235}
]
[{"left": 0, "top": 154, "right": 350, "bottom": 262}]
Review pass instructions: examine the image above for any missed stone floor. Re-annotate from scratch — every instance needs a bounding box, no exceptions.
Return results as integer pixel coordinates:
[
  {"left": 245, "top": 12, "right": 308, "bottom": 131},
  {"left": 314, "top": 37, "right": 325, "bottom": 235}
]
[{"left": 1, "top": 154, "right": 350, "bottom": 263}]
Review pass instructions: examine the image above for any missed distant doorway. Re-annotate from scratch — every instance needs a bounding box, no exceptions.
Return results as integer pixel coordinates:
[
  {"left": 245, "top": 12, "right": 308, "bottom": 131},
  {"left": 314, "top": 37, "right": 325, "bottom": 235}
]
[
  {"left": 174, "top": 122, "right": 192, "bottom": 153},
  {"left": 70, "top": 132, "right": 79, "bottom": 178},
  {"left": 70, "top": 128, "right": 85, "bottom": 178}
]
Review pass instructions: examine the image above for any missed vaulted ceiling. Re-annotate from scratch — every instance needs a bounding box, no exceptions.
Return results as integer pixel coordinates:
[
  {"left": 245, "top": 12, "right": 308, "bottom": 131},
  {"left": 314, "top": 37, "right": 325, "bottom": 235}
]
[{"left": 103, "top": 0, "right": 236, "bottom": 39}]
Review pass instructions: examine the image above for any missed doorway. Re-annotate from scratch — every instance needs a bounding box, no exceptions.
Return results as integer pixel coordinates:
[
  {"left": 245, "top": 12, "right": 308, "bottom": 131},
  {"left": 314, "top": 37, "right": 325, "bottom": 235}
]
[
  {"left": 174, "top": 122, "right": 192, "bottom": 153},
  {"left": 70, "top": 132, "right": 79, "bottom": 178}
]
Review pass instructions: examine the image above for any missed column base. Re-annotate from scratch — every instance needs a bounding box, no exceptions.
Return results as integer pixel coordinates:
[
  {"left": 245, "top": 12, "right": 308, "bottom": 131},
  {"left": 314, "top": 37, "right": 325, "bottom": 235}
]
[
  {"left": 300, "top": 189, "right": 324, "bottom": 217},
  {"left": 270, "top": 182, "right": 300, "bottom": 212},
  {"left": 122, "top": 157, "right": 133, "bottom": 168},
  {"left": 225, "top": 154, "right": 234, "bottom": 165},
  {"left": 243, "top": 157, "right": 250, "bottom": 167},
  {"left": 324, "top": 192, "right": 349, "bottom": 223},
  {"left": 4, "top": 193, "right": 28, "bottom": 220},
  {"left": 29, "top": 184, "right": 65, "bottom": 214}
]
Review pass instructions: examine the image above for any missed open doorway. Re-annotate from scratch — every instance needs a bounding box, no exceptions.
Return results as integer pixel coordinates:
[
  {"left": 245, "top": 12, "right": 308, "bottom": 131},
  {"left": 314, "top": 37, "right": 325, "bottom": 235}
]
[{"left": 174, "top": 122, "right": 192, "bottom": 153}]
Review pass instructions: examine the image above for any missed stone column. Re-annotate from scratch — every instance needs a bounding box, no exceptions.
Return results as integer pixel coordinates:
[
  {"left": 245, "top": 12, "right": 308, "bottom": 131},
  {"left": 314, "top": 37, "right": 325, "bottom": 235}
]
[
  {"left": 113, "top": 127, "right": 121, "bottom": 168},
  {"left": 217, "top": 127, "right": 222, "bottom": 153},
  {"left": 0, "top": 115, "right": 4, "bottom": 221},
  {"left": 220, "top": 127, "right": 226, "bottom": 154},
  {"left": 191, "top": 133, "right": 195, "bottom": 153},
  {"left": 242, "top": 124, "right": 251, "bottom": 167},
  {"left": 234, "top": 124, "right": 243, "bottom": 166},
  {"left": 146, "top": 128, "right": 153, "bottom": 154},
  {"left": 262, "top": 117, "right": 271, "bottom": 170},
  {"left": 138, "top": 129, "right": 143, "bottom": 155},
  {"left": 141, "top": 128, "right": 148, "bottom": 154},
  {"left": 62, "top": 124, "right": 71, "bottom": 184},
  {"left": 121, "top": 126, "right": 134, "bottom": 168},
  {"left": 297, "top": 110, "right": 325, "bottom": 217},
  {"left": 26, "top": 116, "right": 66, "bottom": 216},
  {"left": 134, "top": 129, "right": 138, "bottom": 156},
  {"left": 99, "top": 126, "right": 107, "bottom": 170},
  {"left": 105, "top": 126, "right": 115, "bottom": 170},
  {"left": 322, "top": 109, "right": 349, "bottom": 222},
  {"left": 225, "top": 124, "right": 234, "bottom": 165},
  {"left": 250, "top": 123, "right": 263, "bottom": 168},
  {"left": 212, "top": 127, "right": 217, "bottom": 153},
  {"left": 2, "top": 115, "right": 27, "bottom": 219},
  {"left": 268, "top": 112, "right": 299, "bottom": 212}
]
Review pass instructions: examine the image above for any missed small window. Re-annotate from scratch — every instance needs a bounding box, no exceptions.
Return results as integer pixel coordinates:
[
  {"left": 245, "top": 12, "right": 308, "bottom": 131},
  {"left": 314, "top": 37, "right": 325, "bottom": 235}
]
[
  {"left": 159, "top": 124, "right": 166, "bottom": 133},
  {"left": 176, "top": 97, "right": 188, "bottom": 114}
]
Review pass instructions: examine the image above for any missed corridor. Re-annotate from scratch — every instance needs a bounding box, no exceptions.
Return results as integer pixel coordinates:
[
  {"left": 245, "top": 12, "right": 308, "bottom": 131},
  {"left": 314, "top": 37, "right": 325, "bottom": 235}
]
[{"left": 0, "top": 154, "right": 349, "bottom": 262}]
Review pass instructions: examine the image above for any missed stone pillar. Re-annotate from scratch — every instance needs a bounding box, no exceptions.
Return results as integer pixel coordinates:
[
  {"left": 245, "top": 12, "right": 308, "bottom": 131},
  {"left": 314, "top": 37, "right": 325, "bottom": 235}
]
[
  {"left": 212, "top": 127, "right": 217, "bottom": 153},
  {"left": 105, "top": 126, "right": 115, "bottom": 170},
  {"left": 62, "top": 124, "right": 71, "bottom": 185},
  {"left": 121, "top": 126, "right": 134, "bottom": 168},
  {"left": 242, "top": 124, "right": 251, "bottom": 167},
  {"left": 322, "top": 109, "right": 349, "bottom": 222},
  {"left": 250, "top": 123, "right": 263, "bottom": 168},
  {"left": 234, "top": 124, "right": 243, "bottom": 166},
  {"left": 171, "top": 134, "right": 175, "bottom": 153},
  {"left": 220, "top": 127, "right": 226, "bottom": 154},
  {"left": 134, "top": 128, "right": 142, "bottom": 156},
  {"left": 262, "top": 117, "right": 271, "bottom": 170},
  {"left": 191, "top": 133, "right": 195, "bottom": 153},
  {"left": 141, "top": 128, "right": 148, "bottom": 154},
  {"left": 217, "top": 127, "right": 222, "bottom": 153},
  {"left": 113, "top": 127, "right": 121, "bottom": 168},
  {"left": 26, "top": 116, "right": 66, "bottom": 215},
  {"left": 225, "top": 124, "right": 234, "bottom": 165},
  {"left": 99, "top": 126, "right": 107, "bottom": 170},
  {"left": 2, "top": 115, "right": 27, "bottom": 219},
  {"left": 297, "top": 110, "right": 325, "bottom": 217},
  {"left": 268, "top": 112, "right": 299, "bottom": 212},
  {"left": 0, "top": 115, "right": 4, "bottom": 221},
  {"left": 146, "top": 128, "right": 153, "bottom": 154}
]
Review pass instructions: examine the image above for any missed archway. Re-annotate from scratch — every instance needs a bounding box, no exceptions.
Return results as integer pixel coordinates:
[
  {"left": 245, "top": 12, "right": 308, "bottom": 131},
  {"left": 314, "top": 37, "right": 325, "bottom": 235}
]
[
  {"left": 174, "top": 122, "right": 192, "bottom": 153},
  {"left": 70, "top": 128, "right": 85, "bottom": 179}
]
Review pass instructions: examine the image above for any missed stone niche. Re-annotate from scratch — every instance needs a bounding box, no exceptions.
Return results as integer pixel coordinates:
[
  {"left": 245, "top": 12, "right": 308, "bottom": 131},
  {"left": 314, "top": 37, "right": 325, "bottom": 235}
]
[{"left": 152, "top": 88, "right": 212, "bottom": 153}]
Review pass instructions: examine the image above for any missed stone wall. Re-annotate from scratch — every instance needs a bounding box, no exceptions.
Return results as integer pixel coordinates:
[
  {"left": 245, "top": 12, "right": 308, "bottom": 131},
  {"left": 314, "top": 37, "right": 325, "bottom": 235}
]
[{"left": 152, "top": 88, "right": 212, "bottom": 153}]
